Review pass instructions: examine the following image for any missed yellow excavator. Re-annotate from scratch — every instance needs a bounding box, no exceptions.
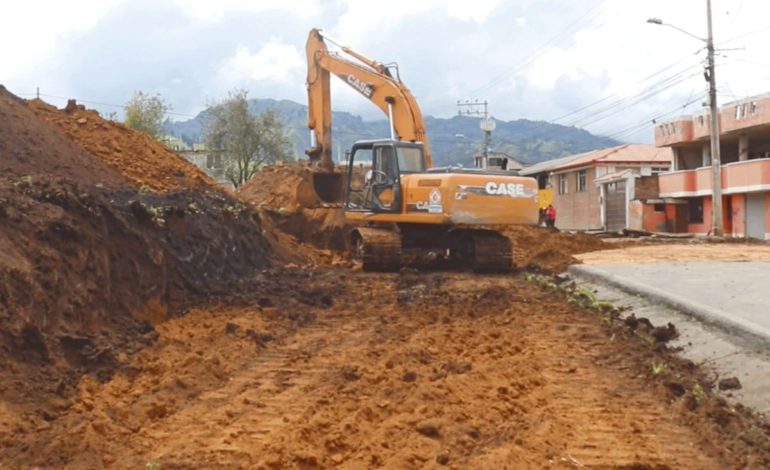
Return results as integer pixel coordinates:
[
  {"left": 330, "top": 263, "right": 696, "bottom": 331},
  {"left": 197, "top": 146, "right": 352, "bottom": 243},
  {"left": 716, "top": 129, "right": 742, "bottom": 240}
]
[{"left": 305, "top": 28, "right": 538, "bottom": 272}]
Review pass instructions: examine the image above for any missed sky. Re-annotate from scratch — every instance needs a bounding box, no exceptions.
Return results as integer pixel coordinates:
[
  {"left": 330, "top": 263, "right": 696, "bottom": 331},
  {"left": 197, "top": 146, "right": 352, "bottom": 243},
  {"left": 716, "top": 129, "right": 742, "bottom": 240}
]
[{"left": 2, "top": 0, "right": 770, "bottom": 143}]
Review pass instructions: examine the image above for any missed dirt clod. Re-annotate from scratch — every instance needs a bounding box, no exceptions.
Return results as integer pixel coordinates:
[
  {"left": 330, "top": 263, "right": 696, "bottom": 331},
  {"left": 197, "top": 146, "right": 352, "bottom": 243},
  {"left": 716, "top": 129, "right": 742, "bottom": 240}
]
[
  {"left": 718, "top": 376, "right": 742, "bottom": 391},
  {"left": 415, "top": 419, "right": 442, "bottom": 438}
]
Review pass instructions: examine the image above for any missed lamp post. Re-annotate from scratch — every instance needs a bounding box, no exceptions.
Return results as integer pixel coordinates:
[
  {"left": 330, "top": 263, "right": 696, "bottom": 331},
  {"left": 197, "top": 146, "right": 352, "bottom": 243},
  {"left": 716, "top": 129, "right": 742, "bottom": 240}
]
[{"left": 647, "top": 0, "right": 723, "bottom": 236}]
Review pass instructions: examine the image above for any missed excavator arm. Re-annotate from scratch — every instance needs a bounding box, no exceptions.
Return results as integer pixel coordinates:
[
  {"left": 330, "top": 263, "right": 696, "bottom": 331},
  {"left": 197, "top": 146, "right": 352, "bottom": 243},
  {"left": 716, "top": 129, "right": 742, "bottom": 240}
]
[{"left": 305, "top": 28, "right": 432, "bottom": 170}]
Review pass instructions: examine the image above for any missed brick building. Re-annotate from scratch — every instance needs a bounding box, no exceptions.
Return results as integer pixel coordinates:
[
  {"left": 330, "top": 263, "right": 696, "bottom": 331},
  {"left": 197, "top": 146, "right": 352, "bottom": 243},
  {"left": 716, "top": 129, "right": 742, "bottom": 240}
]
[{"left": 521, "top": 144, "right": 672, "bottom": 231}]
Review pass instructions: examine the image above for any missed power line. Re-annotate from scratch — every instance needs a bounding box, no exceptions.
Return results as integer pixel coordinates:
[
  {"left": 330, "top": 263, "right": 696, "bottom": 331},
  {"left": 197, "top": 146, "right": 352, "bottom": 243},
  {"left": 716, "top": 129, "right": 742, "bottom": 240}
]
[
  {"left": 462, "top": 0, "right": 607, "bottom": 98},
  {"left": 573, "top": 69, "right": 702, "bottom": 129},
  {"left": 603, "top": 92, "right": 706, "bottom": 141},
  {"left": 550, "top": 47, "right": 704, "bottom": 123}
]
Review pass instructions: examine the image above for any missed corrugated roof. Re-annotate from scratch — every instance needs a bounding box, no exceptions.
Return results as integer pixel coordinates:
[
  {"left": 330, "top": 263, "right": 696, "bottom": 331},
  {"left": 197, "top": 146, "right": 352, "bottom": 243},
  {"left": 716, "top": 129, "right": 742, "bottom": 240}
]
[{"left": 521, "top": 144, "right": 672, "bottom": 175}]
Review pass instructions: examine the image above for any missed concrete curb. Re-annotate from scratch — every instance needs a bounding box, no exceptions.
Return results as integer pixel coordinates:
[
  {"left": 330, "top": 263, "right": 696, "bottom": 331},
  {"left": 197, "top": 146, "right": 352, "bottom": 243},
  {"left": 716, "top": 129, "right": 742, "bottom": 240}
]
[{"left": 568, "top": 264, "right": 770, "bottom": 349}]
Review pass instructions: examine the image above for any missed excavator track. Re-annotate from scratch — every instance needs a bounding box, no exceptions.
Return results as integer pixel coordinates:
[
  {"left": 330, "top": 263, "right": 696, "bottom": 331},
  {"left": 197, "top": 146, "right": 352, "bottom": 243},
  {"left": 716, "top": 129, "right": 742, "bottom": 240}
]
[
  {"left": 354, "top": 227, "right": 402, "bottom": 272},
  {"left": 470, "top": 230, "right": 513, "bottom": 273}
]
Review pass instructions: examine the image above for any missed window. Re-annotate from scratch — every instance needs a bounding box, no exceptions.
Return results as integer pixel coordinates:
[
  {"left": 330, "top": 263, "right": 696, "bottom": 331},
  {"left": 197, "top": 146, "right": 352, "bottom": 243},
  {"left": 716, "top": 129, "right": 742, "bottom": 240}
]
[
  {"left": 577, "top": 170, "right": 587, "bottom": 192},
  {"left": 688, "top": 197, "right": 703, "bottom": 224},
  {"left": 558, "top": 174, "right": 568, "bottom": 195},
  {"left": 396, "top": 146, "right": 424, "bottom": 173},
  {"left": 654, "top": 203, "right": 665, "bottom": 212}
]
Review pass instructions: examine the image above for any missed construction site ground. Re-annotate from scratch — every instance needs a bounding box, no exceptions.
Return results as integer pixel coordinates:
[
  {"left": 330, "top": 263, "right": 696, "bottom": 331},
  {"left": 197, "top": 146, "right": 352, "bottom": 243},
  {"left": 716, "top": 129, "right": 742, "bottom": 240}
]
[{"left": 2, "top": 90, "right": 770, "bottom": 469}]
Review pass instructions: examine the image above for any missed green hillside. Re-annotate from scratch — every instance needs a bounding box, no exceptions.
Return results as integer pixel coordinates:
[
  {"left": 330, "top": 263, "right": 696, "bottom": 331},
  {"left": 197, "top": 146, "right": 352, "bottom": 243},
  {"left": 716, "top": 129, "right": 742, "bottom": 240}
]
[{"left": 166, "top": 98, "right": 619, "bottom": 166}]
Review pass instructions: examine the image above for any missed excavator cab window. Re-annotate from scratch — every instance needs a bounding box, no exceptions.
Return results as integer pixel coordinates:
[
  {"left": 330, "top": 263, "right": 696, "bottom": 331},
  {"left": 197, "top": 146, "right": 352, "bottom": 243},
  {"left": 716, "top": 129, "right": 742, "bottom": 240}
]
[
  {"left": 345, "top": 142, "right": 401, "bottom": 213},
  {"left": 396, "top": 145, "right": 425, "bottom": 173}
]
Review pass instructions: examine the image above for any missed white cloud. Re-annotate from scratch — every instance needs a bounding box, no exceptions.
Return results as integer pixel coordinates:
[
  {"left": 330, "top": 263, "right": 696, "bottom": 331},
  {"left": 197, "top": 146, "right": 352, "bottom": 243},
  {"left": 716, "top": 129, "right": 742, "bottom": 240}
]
[
  {"left": 0, "top": 0, "right": 125, "bottom": 86},
  {"left": 217, "top": 41, "right": 304, "bottom": 83},
  {"left": 174, "top": 0, "right": 320, "bottom": 22},
  {"left": 445, "top": 0, "right": 502, "bottom": 23}
]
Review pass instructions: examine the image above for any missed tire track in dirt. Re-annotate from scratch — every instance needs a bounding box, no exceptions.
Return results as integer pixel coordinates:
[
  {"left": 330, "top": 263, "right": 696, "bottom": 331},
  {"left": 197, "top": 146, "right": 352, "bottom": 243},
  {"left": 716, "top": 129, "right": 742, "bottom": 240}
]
[
  {"left": 3, "top": 269, "right": 767, "bottom": 469},
  {"left": 529, "top": 318, "right": 718, "bottom": 469}
]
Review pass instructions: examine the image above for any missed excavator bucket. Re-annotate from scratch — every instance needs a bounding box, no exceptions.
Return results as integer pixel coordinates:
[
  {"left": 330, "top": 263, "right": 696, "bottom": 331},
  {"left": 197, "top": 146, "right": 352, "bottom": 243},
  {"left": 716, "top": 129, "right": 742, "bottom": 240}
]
[{"left": 312, "top": 171, "right": 344, "bottom": 203}]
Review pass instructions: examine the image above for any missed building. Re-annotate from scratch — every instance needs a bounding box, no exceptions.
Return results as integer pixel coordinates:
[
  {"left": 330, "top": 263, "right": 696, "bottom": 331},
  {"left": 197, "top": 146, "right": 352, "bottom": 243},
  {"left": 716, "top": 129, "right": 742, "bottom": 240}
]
[
  {"left": 472, "top": 151, "right": 525, "bottom": 171},
  {"left": 654, "top": 92, "right": 770, "bottom": 238},
  {"left": 521, "top": 144, "right": 672, "bottom": 231}
]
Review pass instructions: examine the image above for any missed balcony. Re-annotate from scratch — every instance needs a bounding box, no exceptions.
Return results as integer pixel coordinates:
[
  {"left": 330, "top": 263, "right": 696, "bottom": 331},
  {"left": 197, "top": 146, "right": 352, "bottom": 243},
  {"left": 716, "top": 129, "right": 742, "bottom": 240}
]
[
  {"left": 659, "top": 170, "right": 696, "bottom": 197},
  {"left": 723, "top": 158, "right": 770, "bottom": 192},
  {"left": 659, "top": 158, "right": 770, "bottom": 197}
]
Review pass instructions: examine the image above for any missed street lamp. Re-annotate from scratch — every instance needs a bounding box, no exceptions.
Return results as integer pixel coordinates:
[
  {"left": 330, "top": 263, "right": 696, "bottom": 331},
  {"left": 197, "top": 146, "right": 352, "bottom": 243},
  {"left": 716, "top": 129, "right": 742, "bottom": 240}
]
[{"left": 647, "top": 0, "right": 723, "bottom": 237}]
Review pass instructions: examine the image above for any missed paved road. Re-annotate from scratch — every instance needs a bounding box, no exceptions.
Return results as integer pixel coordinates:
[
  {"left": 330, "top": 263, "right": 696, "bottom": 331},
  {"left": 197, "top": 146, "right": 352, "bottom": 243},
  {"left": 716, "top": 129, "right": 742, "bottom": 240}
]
[{"left": 571, "top": 261, "right": 770, "bottom": 344}]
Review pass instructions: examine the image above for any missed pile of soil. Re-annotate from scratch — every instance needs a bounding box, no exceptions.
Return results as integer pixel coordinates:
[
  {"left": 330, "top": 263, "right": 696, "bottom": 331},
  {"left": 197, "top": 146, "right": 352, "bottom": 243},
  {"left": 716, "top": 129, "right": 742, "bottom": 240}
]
[
  {"left": 28, "top": 98, "right": 215, "bottom": 193},
  {"left": 238, "top": 163, "right": 354, "bottom": 264},
  {"left": 503, "top": 225, "right": 608, "bottom": 274},
  {"left": 0, "top": 86, "right": 127, "bottom": 186},
  {"left": 237, "top": 161, "right": 322, "bottom": 211},
  {"left": 0, "top": 87, "right": 273, "bottom": 429}
]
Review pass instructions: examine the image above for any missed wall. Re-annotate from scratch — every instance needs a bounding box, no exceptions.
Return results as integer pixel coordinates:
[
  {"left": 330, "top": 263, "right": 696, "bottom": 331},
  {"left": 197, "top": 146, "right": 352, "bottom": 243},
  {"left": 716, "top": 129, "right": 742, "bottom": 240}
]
[
  {"left": 683, "top": 196, "right": 737, "bottom": 235},
  {"left": 634, "top": 175, "right": 659, "bottom": 199},
  {"left": 766, "top": 193, "right": 770, "bottom": 239},
  {"left": 730, "top": 194, "right": 745, "bottom": 237},
  {"left": 552, "top": 167, "right": 602, "bottom": 230},
  {"left": 628, "top": 200, "right": 643, "bottom": 230},
  {"left": 644, "top": 204, "right": 670, "bottom": 232}
]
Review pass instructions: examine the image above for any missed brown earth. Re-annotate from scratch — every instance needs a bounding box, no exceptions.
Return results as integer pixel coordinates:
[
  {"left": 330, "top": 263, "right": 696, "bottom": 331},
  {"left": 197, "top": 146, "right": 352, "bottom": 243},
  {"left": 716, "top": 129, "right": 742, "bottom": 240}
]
[
  {"left": 2, "top": 268, "right": 768, "bottom": 469},
  {"left": 27, "top": 97, "right": 216, "bottom": 193},
  {"left": 503, "top": 225, "right": 608, "bottom": 274},
  {"left": 0, "top": 90, "right": 273, "bottom": 448},
  {"left": 577, "top": 242, "right": 770, "bottom": 264},
  {"left": 0, "top": 86, "right": 128, "bottom": 187}
]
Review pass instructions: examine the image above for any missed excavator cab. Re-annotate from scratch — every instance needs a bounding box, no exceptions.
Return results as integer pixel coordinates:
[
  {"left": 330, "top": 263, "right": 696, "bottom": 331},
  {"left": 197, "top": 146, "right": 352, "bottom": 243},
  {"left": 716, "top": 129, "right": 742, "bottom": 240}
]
[{"left": 345, "top": 140, "right": 424, "bottom": 213}]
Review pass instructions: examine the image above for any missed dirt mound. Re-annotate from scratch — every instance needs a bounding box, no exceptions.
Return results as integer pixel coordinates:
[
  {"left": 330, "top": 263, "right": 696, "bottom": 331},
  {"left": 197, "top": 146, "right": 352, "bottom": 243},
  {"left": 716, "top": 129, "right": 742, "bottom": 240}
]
[
  {"left": 0, "top": 86, "right": 128, "bottom": 187},
  {"left": 238, "top": 163, "right": 354, "bottom": 264},
  {"left": 0, "top": 88, "right": 274, "bottom": 436},
  {"left": 27, "top": 98, "right": 216, "bottom": 193},
  {"left": 238, "top": 162, "right": 322, "bottom": 211},
  {"left": 504, "top": 225, "right": 608, "bottom": 274}
]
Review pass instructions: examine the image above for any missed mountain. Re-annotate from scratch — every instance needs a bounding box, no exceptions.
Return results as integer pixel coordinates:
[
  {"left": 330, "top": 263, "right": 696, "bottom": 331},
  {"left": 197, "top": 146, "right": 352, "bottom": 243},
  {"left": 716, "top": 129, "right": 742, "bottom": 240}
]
[{"left": 165, "top": 98, "right": 620, "bottom": 166}]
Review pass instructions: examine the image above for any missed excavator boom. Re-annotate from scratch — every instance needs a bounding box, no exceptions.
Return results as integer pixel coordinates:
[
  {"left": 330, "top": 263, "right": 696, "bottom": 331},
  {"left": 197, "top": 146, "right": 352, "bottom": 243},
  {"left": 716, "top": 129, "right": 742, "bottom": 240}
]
[{"left": 305, "top": 29, "right": 432, "bottom": 169}]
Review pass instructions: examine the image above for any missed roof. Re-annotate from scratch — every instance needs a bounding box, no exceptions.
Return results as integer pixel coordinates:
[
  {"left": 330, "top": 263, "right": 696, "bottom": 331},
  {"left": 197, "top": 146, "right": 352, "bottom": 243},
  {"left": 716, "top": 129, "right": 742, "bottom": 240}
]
[
  {"left": 594, "top": 169, "right": 634, "bottom": 184},
  {"left": 519, "top": 151, "right": 590, "bottom": 176},
  {"left": 520, "top": 144, "right": 672, "bottom": 175}
]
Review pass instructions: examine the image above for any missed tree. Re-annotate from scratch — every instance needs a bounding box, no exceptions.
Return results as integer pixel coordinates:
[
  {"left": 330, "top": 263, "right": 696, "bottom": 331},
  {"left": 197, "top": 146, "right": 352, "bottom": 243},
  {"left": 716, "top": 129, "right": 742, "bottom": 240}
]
[
  {"left": 124, "top": 91, "right": 170, "bottom": 141},
  {"left": 204, "top": 89, "right": 293, "bottom": 188}
]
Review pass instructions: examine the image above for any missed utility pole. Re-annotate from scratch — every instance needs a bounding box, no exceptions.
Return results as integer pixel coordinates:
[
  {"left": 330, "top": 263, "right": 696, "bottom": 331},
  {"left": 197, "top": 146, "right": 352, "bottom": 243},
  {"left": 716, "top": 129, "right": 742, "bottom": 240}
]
[
  {"left": 457, "top": 99, "right": 494, "bottom": 169},
  {"left": 647, "top": 0, "right": 723, "bottom": 236},
  {"left": 706, "top": 0, "right": 723, "bottom": 236}
]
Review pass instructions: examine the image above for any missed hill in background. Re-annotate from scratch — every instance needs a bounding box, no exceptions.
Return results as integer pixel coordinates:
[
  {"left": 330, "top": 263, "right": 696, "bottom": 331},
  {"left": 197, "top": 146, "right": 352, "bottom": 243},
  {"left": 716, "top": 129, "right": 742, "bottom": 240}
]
[{"left": 165, "top": 98, "right": 620, "bottom": 166}]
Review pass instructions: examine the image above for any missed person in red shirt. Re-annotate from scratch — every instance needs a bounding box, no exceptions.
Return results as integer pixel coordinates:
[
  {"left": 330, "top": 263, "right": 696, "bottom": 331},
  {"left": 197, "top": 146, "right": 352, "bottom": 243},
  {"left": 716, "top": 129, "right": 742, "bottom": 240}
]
[{"left": 545, "top": 204, "right": 557, "bottom": 229}]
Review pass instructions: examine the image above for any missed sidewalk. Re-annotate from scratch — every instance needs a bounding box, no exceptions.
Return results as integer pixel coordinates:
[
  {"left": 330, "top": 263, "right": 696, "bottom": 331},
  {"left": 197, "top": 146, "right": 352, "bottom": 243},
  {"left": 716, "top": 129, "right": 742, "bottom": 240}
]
[
  {"left": 568, "top": 262, "right": 770, "bottom": 414},
  {"left": 569, "top": 261, "right": 770, "bottom": 348}
]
